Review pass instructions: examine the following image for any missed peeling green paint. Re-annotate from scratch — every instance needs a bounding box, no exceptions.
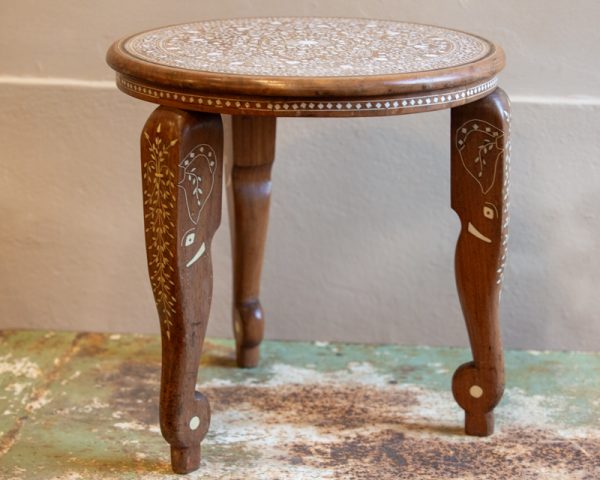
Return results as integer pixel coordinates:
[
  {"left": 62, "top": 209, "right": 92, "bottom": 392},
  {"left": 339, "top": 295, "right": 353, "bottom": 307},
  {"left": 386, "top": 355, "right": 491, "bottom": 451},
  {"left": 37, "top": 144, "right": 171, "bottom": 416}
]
[{"left": 0, "top": 331, "right": 598, "bottom": 479}]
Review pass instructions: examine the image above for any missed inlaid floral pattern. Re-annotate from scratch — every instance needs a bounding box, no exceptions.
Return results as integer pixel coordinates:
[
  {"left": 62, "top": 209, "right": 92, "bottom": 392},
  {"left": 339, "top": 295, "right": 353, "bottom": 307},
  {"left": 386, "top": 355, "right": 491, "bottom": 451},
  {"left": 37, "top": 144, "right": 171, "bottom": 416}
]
[
  {"left": 455, "top": 110, "right": 510, "bottom": 291},
  {"left": 124, "top": 17, "right": 491, "bottom": 78},
  {"left": 142, "top": 123, "right": 178, "bottom": 339},
  {"left": 456, "top": 120, "right": 505, "bottom": 195},
  {"left": 178, "top": 144, "right": 217, "bottom": 226}
]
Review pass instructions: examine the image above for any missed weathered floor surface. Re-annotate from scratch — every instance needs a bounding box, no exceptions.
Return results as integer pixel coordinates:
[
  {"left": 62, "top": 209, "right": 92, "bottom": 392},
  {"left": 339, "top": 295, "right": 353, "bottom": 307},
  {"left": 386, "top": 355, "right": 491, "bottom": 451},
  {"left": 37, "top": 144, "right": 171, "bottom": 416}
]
[{"left": 0, "top": 331, "right": 598, "bottom": 479}]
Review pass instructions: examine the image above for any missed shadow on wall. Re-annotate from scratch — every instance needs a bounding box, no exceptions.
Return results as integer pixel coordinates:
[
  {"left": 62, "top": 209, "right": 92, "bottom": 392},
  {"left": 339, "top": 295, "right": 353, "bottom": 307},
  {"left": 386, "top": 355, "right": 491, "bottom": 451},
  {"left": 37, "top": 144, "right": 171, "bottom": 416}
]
[{"left": 501, "top": 103, "right": 600, "bottom": 350}]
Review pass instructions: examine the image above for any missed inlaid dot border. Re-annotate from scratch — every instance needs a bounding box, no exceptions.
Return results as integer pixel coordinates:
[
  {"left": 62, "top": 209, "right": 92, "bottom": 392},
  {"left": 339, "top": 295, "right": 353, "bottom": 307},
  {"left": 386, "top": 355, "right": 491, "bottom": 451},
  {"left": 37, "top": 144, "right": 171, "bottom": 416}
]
[{"left": 116, "top": 75, "right": 499, "bottom": 117}]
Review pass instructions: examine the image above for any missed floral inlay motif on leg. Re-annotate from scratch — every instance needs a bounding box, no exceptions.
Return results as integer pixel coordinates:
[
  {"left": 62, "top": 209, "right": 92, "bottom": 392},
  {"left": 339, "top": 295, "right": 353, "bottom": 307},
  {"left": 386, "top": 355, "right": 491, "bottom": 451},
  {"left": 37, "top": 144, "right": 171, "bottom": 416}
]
[
  {"left": 456, "top": 120, "right": 505, "bottom": 194},
  {"left": 178, "top": 144, "right": 217, "bottom": 268},
  {"left": 143, "top": 123, "right": 178, "bottom": 338},
  {"left": 455, "top": 109, "right": 510, "bottom": 290}
]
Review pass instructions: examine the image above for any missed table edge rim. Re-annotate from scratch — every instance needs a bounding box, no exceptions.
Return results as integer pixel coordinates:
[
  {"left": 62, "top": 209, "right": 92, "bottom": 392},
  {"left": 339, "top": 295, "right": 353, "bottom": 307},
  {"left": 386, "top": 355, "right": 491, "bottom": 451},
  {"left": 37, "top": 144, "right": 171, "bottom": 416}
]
[{"left": 106, "top": 21, "right": 505, "bottom": 98}]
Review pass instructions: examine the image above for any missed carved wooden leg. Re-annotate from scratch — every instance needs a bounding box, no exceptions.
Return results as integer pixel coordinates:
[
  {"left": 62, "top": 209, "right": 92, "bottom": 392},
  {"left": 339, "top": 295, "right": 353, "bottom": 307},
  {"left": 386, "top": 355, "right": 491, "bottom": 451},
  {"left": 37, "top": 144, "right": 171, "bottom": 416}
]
[
  {"left": 229, "top": 116, "right": 276, "bottom": 368},
  {"left": 450, "top": 88, "right": 510, "bottom": 436},
  {"left": 141, "top": 106, "right": 223, "bottom": 473}
]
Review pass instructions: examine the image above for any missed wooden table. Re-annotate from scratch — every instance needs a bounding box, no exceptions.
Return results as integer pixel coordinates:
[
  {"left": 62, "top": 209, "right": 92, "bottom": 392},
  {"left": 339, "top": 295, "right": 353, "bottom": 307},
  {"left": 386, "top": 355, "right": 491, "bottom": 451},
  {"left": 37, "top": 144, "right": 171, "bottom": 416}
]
[{"left": 107, "top": 17, "right": 511, "bottom": 473}]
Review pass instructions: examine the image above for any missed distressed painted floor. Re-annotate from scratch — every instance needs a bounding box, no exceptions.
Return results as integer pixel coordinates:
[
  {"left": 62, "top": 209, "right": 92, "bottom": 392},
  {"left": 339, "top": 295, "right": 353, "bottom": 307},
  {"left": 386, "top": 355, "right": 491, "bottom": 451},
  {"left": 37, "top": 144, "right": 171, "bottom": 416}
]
[{"left": 0, "top": 331, "right": 598, "bottom": 479}]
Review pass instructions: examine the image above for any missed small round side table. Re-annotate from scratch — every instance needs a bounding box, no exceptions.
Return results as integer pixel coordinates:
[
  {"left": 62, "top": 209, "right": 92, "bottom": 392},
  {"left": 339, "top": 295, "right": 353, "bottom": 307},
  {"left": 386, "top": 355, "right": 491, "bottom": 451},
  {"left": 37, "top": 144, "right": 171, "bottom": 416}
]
[{"left": 107, "top": 17, "right": 511, "bottom": 474}]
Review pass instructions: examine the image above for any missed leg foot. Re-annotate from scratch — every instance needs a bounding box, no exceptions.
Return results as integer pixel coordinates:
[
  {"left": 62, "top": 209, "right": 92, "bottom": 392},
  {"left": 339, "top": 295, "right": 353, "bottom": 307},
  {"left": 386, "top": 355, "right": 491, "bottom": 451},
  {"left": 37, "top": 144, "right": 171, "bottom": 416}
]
[
  {"left": 450, "top": 88, "right": 511, "bottom": 435},
  {"left": 141, "top": 107, "right": 223, "bottom": 473},
  {"left": 465, "top": 412, "right": 494, "bottom": 437},
  {"left": 236, "top": 344, "right": 261, "bottom": 369},
  {"left": 452, "top": 361, "right": 499, "bottom": 436},
  {"left": 234, "top": 300, "right": 264, "bottom": 368},
  {"left": 171, "top": 445, "right": 201, "bottom": 474},
  {"left": 229, "top": 116, "right": 276, "bottom": 367}
]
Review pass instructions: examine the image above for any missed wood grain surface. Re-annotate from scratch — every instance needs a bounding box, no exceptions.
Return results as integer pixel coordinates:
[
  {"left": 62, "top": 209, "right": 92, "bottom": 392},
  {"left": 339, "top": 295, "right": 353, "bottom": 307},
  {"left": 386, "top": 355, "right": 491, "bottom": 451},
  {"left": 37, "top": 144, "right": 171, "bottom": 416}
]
[
  {"left": 141, "top": 107, "right": 223, "bottom": 473},
  {"left": 106, "top": 17, "right": 505, "bottom": 117},
  {"left": 229, "top": 116, "right": 277, "bottom": 368},
  {"left": 450, "top": 88, "right": 510, "bottom": 436}
]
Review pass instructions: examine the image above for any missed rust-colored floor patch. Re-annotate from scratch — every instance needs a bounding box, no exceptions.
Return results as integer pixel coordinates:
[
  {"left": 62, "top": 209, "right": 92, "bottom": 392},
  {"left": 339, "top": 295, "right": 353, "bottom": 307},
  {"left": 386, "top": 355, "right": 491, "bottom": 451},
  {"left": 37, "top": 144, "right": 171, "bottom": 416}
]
[{"left": 0, "top": 331, "right": 598, "bottom": 479}]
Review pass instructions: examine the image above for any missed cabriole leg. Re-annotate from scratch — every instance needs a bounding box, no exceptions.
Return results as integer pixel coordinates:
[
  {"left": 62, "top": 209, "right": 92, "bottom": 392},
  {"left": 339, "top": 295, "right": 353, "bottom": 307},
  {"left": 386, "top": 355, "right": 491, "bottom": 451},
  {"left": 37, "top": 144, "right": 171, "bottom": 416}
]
[
  {"left": 229, "top": 115, "right": 276, "bottom": 368},
  {"left": 141, "top": 107, "right": 223, "bottom": 473},
  {"left": 450, "top": 88, "right": 511, "bottom": 436}
]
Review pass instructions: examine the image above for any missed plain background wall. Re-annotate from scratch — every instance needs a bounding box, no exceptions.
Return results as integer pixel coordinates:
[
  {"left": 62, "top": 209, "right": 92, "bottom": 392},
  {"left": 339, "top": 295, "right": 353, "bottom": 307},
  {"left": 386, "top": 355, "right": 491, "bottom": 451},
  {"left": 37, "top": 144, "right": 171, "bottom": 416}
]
[{"left": 0, "top": 1, "right": 599, "bottom": 351}]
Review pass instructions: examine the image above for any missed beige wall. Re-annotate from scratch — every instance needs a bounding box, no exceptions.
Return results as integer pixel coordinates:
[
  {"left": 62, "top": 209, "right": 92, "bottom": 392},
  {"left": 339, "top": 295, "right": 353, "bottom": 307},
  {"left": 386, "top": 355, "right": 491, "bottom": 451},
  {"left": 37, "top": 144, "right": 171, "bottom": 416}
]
[{"left": 0, "top": 1, "right": 599, "bottom": 350}]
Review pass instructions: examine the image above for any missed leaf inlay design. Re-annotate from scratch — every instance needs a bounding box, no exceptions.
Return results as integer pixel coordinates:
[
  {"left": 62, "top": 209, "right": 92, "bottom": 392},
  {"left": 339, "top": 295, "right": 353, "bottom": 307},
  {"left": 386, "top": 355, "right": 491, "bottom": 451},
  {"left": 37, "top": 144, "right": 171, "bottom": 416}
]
[
  {"left": 142, "top": 123, "right": 178, "bottom": 339},
  {"left": 456, "top": 120, "right": 505, "bottom": 194}
]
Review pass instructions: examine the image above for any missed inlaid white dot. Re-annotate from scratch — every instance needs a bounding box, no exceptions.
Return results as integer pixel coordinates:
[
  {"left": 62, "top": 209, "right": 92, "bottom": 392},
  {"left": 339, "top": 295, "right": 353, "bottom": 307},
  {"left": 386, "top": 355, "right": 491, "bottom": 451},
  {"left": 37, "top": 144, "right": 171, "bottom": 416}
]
[
  {"left": 118, "top": 75, "right": 498, "bottom": 116},
  {"left": 469, "top": 385, "right": 484, "bottom": 398},
  {"left": 189, "top": 416, "right": 200, "bottom": 430}
]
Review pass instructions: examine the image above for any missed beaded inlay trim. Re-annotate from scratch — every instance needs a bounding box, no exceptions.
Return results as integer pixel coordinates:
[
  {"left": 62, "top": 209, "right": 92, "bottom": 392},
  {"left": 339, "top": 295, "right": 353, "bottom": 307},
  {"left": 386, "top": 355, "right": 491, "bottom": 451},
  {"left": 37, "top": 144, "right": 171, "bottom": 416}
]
[
  {"left": 118, "top": 76, "right": 498, "bottom": 115},
  {"left": 123, "top": 18, "right": 491, "bottom": 77}
]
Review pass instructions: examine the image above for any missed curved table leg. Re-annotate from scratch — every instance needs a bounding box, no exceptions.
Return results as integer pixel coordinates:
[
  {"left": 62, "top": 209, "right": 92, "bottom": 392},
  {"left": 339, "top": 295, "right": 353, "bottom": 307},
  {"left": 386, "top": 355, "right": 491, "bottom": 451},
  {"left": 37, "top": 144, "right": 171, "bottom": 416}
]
[
  {"left": 141, "top": 106, "right": 223, "bottom": 473},
  {"left": 450, "top": 88, "right": 511, "bottom": 436},
  {"left": 229, "top": 115, "right": 276, "bottom": 367}
]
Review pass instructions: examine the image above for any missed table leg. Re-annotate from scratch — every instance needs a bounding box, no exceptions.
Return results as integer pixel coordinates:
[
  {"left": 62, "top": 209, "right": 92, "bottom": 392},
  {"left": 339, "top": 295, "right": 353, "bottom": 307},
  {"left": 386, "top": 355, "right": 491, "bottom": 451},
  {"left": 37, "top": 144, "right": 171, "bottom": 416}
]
[
  {"left": 141, "top": 106, "right": 223, "bottom": 473},
  {"left": 450, "top": 88, "right": 511, "bottom": 436},
  {"left": 229, "top": 116, "right": 276, "bottom": 367}
]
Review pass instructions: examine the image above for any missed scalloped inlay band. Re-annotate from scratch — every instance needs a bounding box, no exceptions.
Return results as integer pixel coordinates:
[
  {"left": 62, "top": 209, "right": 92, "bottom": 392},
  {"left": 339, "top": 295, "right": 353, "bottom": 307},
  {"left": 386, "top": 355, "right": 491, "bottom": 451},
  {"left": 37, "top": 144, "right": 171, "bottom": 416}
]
[{"left": 117, "top": 75, "right": 498, "bottom": 117}]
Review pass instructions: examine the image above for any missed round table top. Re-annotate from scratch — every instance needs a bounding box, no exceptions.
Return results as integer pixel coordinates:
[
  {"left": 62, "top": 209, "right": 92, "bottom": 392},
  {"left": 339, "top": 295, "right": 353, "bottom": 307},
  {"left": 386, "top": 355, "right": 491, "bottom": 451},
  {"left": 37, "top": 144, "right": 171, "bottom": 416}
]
[{"left": 107, "top": 17, "right": 505, "bottom": 117}]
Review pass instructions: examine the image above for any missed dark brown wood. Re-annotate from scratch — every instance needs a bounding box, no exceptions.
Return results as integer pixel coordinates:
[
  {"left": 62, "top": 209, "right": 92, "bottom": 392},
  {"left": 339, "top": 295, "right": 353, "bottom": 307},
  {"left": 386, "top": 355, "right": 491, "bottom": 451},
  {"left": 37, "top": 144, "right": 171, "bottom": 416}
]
[
  {"left": 228, "top": 116, "right": 277, "bottom": 367},
  {"left": 108, "top": 18, "right": 512, "bottom": 473},
  {"left": 450, "top": 88, "right": 510, "bottom": 436},
  {"left": 113, "top": 74, "right": 499, "bottom": 118},
  {"left": 106, "top": 18, "right": 505, "bottom": 118},
  {"left": 106, "top": 26, "right": 503, "bottom": 99},
  {"left": 141, "top": 106, "right": 223, "bottom": 473}
]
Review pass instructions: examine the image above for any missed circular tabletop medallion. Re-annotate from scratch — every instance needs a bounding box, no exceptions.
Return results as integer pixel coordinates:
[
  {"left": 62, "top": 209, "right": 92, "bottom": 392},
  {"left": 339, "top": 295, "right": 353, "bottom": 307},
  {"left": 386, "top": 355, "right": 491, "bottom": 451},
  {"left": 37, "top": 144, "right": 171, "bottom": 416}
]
[
  {"left": 124, "top": 18, "right": 490, "bottom": 78},
  {"left": 107, "top": 17, "right": 504, "bottom": 117}
]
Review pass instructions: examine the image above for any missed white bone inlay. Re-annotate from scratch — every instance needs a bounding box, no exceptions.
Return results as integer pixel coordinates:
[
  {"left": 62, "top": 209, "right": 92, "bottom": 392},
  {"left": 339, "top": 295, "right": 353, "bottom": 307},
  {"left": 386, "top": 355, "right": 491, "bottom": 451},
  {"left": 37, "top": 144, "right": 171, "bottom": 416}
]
[
  {"left": 124, "top": 18, "right": 491, "bottom": 78},
  {"left": 467, "top": 222, "right": 492, "bottom": 243},
  {"left": 469, "top": 385, "right": 484, "bottom": 398},
  {"left": 119, "top": 76, "right": 498, "bottom": 116},
  {"left": 186, "top": 242, "right": 206, "bottom": 268},
  {"left": 483, "top": 206, "right": 495, "bottom": 219},
  {"left": 189, "top": 416, "right": 200, "bottom": 430},
  {"left": 184, "top": 232, "right": 195, "bottom": 246}
]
